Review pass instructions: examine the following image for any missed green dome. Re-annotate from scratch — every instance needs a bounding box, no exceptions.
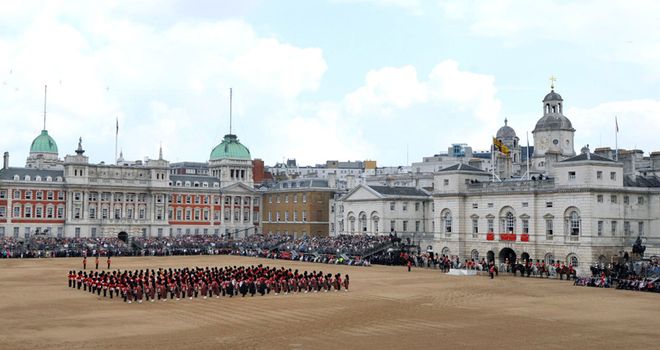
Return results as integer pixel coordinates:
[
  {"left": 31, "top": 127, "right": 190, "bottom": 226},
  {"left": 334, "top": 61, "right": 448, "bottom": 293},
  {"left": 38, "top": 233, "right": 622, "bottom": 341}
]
[
  {"left": 30, "top": 130, "right": 58, "bottom": 154},
  {"left": 210, "top": 134, "right": 251, "bottom": 161}
]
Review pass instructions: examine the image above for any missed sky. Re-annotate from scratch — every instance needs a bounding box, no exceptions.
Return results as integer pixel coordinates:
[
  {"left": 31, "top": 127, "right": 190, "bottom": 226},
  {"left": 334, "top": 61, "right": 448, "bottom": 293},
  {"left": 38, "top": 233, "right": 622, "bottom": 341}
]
[{"left": 1, "top": 0, "right": 660, "bottom": 167}]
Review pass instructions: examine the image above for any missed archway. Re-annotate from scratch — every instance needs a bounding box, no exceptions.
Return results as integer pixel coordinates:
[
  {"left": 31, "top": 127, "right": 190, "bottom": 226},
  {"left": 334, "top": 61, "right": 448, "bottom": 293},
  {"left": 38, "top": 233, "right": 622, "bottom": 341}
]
[
  {"left": 118, "top": 231, "right": 128, "bottom": 243},
  {"left": 521, "top": 252, "right": 530, "bottom": 263},
  {"left": 487, "top": 251, "right": 495, "bottom": 263},
  {"left": 499, "top": 247, "right": 516, "bottom": 264}
]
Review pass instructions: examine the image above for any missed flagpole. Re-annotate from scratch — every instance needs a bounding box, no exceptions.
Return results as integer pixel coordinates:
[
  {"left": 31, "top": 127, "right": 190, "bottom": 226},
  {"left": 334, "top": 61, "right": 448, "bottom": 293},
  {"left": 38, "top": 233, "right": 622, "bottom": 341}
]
[
  {"left": 615, "top": 116, "right": 618, "bottom": 161},
  {"left": 526, "top": 131, "right": 530, "bottom": 179},
  {"left": 115, "top": 117, "right": 118, "bottom": 164}
]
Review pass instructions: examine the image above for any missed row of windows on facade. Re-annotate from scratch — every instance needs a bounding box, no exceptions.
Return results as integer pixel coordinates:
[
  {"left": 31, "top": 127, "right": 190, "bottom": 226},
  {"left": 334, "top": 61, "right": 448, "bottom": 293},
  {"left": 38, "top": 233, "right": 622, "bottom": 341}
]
[
  {"left": 568, "top": 170, "right": 618, "bottom": 180},
  {"left": 596, "top": 194, "right": 646, "bottom": 205},
  {"left": 169, "top": 208, "right": 254, "bottom": 222},
  {"left": 2, "top": 189, "right": 65, "bottom": 201},
  {"left": 209, "top": 168, "right": 249, "bottom": 180},
  {"left": 267, "top": 211, "right": 308, "bottom": 222},
  {"left": 169, "top": 180, "right": 219, "bottom": 188},
  {"left": 1, "top": 205, "right": 65, "bottom": 219},
  {"left": 337, "top": 219, "right": 423, "bottom": 233},
  {"left": 8, "top": 175, "right": 63, "bottom": 182},
  {"left": 267, "top": 194, "right": 308, "bottom": 204},
  {"left": 471, "top": 202, "right": 553, "bottom": 209},
  {"left": 169, "top": 194, "right": 256, "bottom": 206},
  {"left": 10, "top": 190, "right": 259, "bottom": 207},
  {"left": 332, "top": 201, "right": 426, "bottom": 215},
  {"left": 0, "top": 226, "right": 239, "bottom": 239}
]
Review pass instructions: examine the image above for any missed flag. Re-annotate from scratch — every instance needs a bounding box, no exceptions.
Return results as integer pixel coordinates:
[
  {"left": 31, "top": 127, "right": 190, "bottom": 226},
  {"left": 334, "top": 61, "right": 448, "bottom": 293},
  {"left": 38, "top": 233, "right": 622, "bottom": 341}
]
[
  {"left": 492, "top": 137, "right": 510, "bottom": 156},
  {"left": 615, "top": 116, "right": 619, "bottom": 133},
  {"left": 116, "top": 117, "right": 119, "bottom": 135}
]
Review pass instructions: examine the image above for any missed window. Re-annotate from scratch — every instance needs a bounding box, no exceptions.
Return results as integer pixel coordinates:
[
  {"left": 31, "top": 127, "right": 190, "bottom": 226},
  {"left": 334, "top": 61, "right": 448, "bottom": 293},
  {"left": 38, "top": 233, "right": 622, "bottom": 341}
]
[
  {"left": 610, "top": 195, "right": 617, "bottom": 204},
  {"left": 268, "top": 212, "right": 272, "bottom": 222},
  {"left": 0, "top": 190, "right": 5, "bottom": 199},
  {"left": 415, "top": 202, "right": 420, "bottom": 211},
  {"left": 276, "top": 212, "right": 280, "bottom": 222},
  {"left": 0, "top": 207, "right": 5, "bottom": 218},
  {"left": 596, "top": 171, "right": 603, "bottom": 179},
  {"left": 487, "top": 203, "right": 494, "bottom": 208},
  {"left": 638, "top": 196, "right": 645, "bottom": 205},
  {"left": 25, "top": 191, "right": 32, "bottom": 200},
  {"left": 176, "top": 209, "right": 182, "bottom": 220},
  {"left": 302, "top": 194, "right": 307, "bottom": 203},
  {"left": 570, "top": 211, "right": 580, "bottom": 236},
  {"left": 74, "top": 192, "right": 81, "bottom": 201},
  {"left": 505, "top": 212, "right": 515, "bottom": 233},
  {"left": 185, "top": 209, "right": 191, "bottom": 220},
  {"left": 186, "top": 195, "right": 192, "bottom": 204},
  {"left": 194, "top": 209, "right": 200, "bottom": 221},
  {"left": 597, "top": 195, "right": 603, "bottom": 203},
  {"left": 487, "top": 218, "right": 494, "bottom": 233},
  {"left": 611, "top": 221, "right": 617, "bottom": 236},
  {"left": 472, "top": 219, "right": 479, "bottom": 235},
  {"left": 402, "top": 202, "right": 408, "bottom": 211},
  {"left": 522, "top": 202, "right": 529, "bottom": 208},
  {"left": 443, "top": 179, "right": 449, "bottom": 186},
  {"left": 36, "top": 191, "right": 43, "bottom": 200},
  {"left": 13, "top": 206, "right": 20, "bottom": 218},
  {"left": 194, "top": 195, "right": 200, "bottom": 204},
  {"left": 390, "top": 202, "right": 395, "bottom": 210},
  {"left": 0, "top": 227, "right": 4, "bottom": 237},
  {"left": 546, "top": 219, "right": 554, "bottom": 238},
  {"left": 639, "top": 222, "right": 644, "bottom": 236},
  {"left": 101, "top": 207, "right": 108, "bottom": 219},
  {"left": 522, "top": 219, "right": 529, "bottom": 234},
  {"left": 89, "top": 207, "right": 96, "bottom": 219},
  {"left": 546, "top": 202, "right": 553, "bottom": 208},
  {"left": 402, "top": 220, "right": 408, "bottom": 232},
  {"left": 13, "top": 227, "right": 19, "bottom": 238},
  {"left": 624, "top": 221, "right": 630, "bottom": 236},
  {"left": 114, "top": 208, "right": 121, "bottom": 219},
  {"left": 13, "top": 190, "right": 20, "bottom": 199},
  {"left": 75, "top": 227, "right": 80, "bottom": 238},
  {"left": 284, "top": 211, "right": 289, "bottom": 222},
  {"left": 285, "top": 195, "right": 289, "bottom": 203},
  {"left": 127, "top": 208, "right": 134, "bottom": 219},
  {"left": 276, "top": 195, "right": 280, "bottom": 203},
  {"left": 293, "top": 194, "right": 298, "bottom": 203},
  {"left": 35, "top": 206, "right": 43, "bottom": 218},
  {"left": 623, "top": 196, "right": 629, "bottom": 205},
  {"left": 415, "top": 221, "right": 420, "bottom": 232},
  {"left": 390, "top": 220, "right": 395, "bottom": 232},
  {"left": 302, "top": 211, "right": 307, "bottom": 222},
  {"left": 610, "top": 172, "right": 616, "bottom": 180},
  {"left": 568, "top": 171, "right": 576, "bottom": 180},
  {"left": 472, "top": 203, "right": 478, "bottom": 209},
  {"left": 25, "top": 206, "right": 32, "bottom": 218},
  {"left": 91, "top": 227, "right": 97, "bottom": 238},
  {"left": 139, "top": 208, "right": 145, "bottom": 219},
  {"left": 597, "top": 221, "right": 603, "bottom": 236},
  {"left": 442, "top": 211, "right": 452, "bottom": 234}
]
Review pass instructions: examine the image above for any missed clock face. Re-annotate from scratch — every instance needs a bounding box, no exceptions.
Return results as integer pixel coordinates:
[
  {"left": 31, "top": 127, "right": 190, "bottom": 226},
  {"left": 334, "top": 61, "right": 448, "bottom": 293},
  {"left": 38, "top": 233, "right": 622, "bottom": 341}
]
[{"left": 553, "top": 139, "right": 559, "bottom": 145}]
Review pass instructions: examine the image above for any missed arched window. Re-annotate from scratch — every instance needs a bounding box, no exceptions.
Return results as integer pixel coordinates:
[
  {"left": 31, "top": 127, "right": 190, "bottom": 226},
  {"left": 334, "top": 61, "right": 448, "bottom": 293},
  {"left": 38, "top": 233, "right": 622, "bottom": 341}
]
[
  {"left": 359, "top": 213, "right": 367, "bottom": 233},
  {"left": 471, "top": 249, "right": 479, "bottom": 260},
  {"left": 544, "top": 253, "right": 554, "bottom": 264},
  {"left": 441, "top": 247, "right": 451, "bottom": 256},
  {"left": 567, "top": 254, "right": 579, "bottom": 267},
  {"left": 506, "top": 212, "right": 515, "bottom": 233},
  {"left": 570, "top": 211, "right": 580, "bottom": 236},
  {"left": 442, "top": 210, "right": 452, "bottom": 234}
]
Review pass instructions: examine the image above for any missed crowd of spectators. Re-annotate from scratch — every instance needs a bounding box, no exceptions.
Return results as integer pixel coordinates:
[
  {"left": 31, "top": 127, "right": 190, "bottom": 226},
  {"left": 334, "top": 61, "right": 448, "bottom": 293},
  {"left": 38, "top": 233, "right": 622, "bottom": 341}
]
[
  {"left": 574, "top": 258, "right": 660, "bottom": 292},
  {"left": 0, "top": 234, "right": 392, "bottom": 267}
]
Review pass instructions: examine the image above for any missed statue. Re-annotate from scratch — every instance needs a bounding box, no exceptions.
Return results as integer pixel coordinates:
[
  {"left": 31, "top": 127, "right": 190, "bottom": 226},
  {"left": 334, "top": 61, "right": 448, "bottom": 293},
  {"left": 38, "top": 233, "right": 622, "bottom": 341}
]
[{"left": 632, "top": 236, "right": 646, "bottom": 258}]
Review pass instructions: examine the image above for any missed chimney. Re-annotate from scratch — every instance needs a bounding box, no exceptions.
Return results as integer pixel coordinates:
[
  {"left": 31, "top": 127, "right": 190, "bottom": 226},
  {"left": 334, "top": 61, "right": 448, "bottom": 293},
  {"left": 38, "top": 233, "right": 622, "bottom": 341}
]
[{"left": 3, "top": 152, "right": 8, "bottom": 170}]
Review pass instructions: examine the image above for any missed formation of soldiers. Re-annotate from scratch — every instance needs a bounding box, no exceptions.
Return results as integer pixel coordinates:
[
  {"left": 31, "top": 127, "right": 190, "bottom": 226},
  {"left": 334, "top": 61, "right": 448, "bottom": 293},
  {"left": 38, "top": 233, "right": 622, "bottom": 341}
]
[{"left": 67, "top": 265, "right": 349, "bottom": 303}]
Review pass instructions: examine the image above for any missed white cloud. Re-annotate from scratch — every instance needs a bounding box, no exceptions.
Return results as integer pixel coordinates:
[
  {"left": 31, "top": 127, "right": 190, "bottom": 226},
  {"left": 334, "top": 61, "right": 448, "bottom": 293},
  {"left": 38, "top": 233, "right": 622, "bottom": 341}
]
[
  {"left": 0, "top": 4, "right": 327, "bottom": 165},
  {"left": 568, "top": 100, "right": 660, "bottom": 152},
  {"left": 438, "top": 0, "right": 660, "bottom": 75},
  {"left": 333, "top": 0, "right": 423, "bottom": 14}
]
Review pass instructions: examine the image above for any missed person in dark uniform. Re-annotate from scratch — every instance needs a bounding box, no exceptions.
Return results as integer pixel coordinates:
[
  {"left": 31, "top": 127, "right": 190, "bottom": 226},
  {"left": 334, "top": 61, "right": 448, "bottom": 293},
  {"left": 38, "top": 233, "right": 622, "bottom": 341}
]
[
  {"left": 95, "top": 256, "right": 99, "bottom": 270},
  {"left": 83, "top": 256, "right": 87, "bottom": 270}
]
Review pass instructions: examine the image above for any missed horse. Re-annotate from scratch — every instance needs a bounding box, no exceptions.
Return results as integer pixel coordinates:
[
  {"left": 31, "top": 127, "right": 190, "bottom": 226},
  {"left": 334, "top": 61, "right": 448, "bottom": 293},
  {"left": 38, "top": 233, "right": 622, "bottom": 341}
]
[{"left": 555, "top": 266, "right": 575, "bottom": 280}]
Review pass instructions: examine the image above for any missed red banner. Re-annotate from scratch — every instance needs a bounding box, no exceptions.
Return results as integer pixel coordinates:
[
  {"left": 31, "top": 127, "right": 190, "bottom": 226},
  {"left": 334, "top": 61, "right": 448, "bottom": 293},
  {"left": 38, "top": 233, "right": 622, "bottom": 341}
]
[
  {"left": 520, "top": 234, "right": 530, "bottom": 242},
  {"left": 499, "top": 233, "right": 516, "bottom": 241},
  {"left": 486, "top": 232, "right": 495, "bottom": 241}
]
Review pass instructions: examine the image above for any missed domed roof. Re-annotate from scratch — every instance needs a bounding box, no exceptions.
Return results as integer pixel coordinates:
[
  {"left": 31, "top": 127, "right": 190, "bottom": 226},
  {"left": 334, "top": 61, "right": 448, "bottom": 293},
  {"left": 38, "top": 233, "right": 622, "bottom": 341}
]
[
  {"left": 496, "top": 118, "right": 516, "bottom": 138},
  {"left": 210, "top": 134, "right": 251, "bottom": 161},
  {"left": 534, "top": 114, "right": 573, "bottom": 131},
  {"left": 543, "top": 90, "right": 563, "bottom": 102},
  {"left": 30, "top": 130, "right": 58, "bottom": 154}
]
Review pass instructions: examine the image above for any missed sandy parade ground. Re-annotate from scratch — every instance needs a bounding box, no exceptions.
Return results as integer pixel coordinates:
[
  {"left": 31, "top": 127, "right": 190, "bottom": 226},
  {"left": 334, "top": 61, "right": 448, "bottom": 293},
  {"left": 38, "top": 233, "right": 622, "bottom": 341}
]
[{"left": 0, "top": 255, "right": 658, "bottom": 350}]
